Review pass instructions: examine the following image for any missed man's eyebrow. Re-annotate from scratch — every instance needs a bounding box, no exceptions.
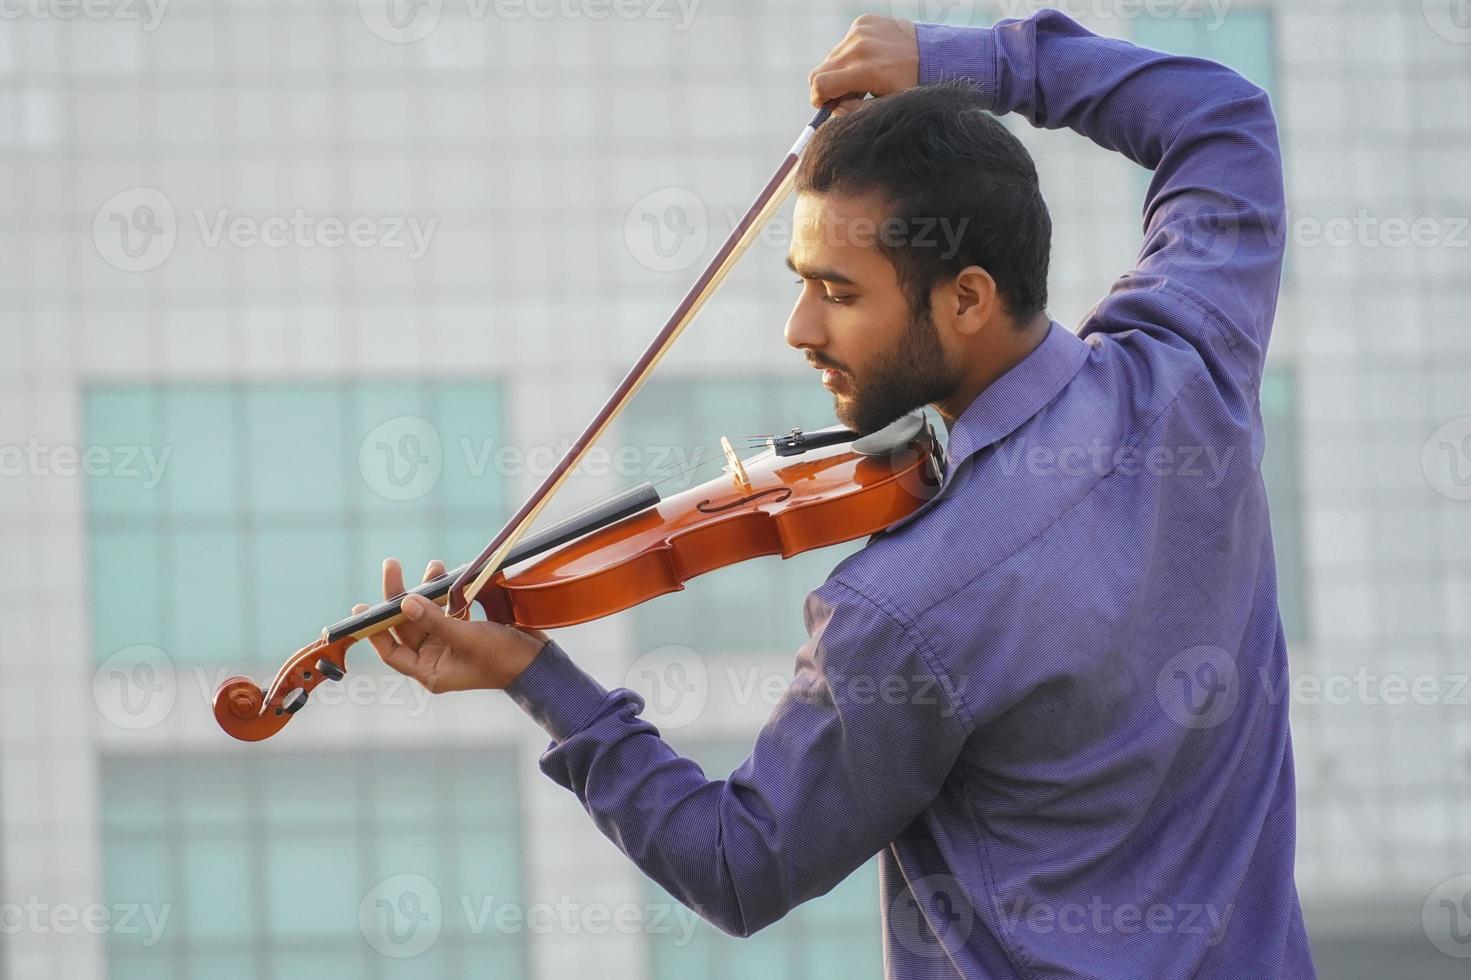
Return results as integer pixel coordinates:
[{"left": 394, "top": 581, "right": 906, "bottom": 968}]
[{"left": 784, "top": 255, "right": 856, "bottom": 286}]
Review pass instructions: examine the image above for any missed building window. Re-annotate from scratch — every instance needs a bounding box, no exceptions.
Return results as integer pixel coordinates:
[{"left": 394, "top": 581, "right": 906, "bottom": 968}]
[
  {"left": 86, "top": 382, "right": 524, "bottom": 977},
  {"left": 1261, "top": 368, "right": 1307, "bottom": 640},
  {"left": 84, "top": 382, "right": 507, "bottom": 668},
  {"left": 101, "top": 750, "right": 525, "bottom": 979}
]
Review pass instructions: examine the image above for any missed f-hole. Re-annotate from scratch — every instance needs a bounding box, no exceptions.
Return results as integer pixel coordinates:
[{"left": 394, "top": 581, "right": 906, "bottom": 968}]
[{"left": 696, "top": 487, "right": 792, "bottom": 514}]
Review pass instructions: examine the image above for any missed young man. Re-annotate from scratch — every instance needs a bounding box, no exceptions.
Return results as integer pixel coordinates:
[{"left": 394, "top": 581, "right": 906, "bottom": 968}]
[{"left": 368, "top": 10, "right": 1315, "bottom": 977}]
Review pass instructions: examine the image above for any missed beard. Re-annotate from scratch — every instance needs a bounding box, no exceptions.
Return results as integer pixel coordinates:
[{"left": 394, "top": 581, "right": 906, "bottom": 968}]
[{"left": 832, "top": 301, "right": 961, "bottom": 434}]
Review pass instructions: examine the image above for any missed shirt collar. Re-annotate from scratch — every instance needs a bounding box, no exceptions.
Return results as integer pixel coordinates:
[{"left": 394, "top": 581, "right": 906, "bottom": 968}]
[{"left": 942, "top": 320, "right": 1090, "bottom": 474}]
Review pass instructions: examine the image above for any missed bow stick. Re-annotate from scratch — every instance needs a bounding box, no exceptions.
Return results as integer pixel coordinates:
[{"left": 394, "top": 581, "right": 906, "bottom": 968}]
[{"left": 446, "top": 104, "right": 836, "bottom": 617}]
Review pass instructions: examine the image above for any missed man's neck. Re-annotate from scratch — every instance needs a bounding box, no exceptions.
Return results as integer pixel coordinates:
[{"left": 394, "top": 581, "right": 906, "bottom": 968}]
[{"left": 936, "top": 312, "right": 1052, "bottom": 433}]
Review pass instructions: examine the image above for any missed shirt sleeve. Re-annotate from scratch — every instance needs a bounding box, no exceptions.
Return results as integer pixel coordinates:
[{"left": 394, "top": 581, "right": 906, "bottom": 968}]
[
  {"left": 917, "top": 9, "right": 1286, "bottom": 394},
  {"left": 504, "top": 579, "right": 971, "bottom": 937}
]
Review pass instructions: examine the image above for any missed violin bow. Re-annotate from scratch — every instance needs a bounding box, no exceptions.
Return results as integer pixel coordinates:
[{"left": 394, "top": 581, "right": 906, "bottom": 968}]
[{"left": 446, "top": 103, "right": 837, "bottom": 617}]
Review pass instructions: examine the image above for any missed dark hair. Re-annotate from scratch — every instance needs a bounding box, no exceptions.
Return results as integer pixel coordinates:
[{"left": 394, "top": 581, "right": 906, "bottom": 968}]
[{"left": 796, "top": 80, "right": 1051, "bottom": 322}]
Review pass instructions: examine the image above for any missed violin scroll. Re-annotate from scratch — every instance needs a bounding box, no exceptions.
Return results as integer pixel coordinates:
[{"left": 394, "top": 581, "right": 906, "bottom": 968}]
[{"left": 212, "top": 637, "right": 354, "bottom": 742}]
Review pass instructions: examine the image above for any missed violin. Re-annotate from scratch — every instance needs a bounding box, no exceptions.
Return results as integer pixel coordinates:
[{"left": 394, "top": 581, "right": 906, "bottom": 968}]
[
  {"left": 213, "top": 100, "right": 941, "bottom": 742},
  {"left": 212, "top": 416, "right": 942, "bottom": 741}
]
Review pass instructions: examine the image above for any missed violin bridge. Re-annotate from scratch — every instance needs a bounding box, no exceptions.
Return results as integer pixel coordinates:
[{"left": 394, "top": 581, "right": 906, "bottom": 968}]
[{"left": 720, "top": 436, "right": 753, "bottom": 494}]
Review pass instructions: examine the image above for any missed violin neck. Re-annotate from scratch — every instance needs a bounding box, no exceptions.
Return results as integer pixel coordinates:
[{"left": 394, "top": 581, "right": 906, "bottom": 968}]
[{"left": 323, "top": 481, "right": 663, "bottom": 642}]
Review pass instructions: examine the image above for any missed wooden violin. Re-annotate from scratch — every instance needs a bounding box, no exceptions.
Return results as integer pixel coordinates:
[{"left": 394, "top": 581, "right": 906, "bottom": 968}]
[
  {"left": 213, "top": 100, "right": 939, "bottom": 742},
  {"left": 212, "top": 415, "right": 942, "bottom": 741}
]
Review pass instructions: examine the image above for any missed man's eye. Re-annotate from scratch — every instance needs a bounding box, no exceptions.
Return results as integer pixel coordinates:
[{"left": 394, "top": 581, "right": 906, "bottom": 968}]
[{"left": 822, "top": 293, "right": 852, "bottom": 305}]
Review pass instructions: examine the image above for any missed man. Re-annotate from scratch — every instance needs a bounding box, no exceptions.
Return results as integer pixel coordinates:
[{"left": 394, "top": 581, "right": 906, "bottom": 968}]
[{"left": 365, "top": 9, "right": 1315, "bottom": 977}]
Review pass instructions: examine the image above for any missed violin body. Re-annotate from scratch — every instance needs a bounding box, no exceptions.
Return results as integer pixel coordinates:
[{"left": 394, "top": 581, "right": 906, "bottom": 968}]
[
  {"left": 212, "top": 415, "right": 942, "bottom": 741},
  {"left": 479, "top": 417, "right": 942, "bottom": 629}
]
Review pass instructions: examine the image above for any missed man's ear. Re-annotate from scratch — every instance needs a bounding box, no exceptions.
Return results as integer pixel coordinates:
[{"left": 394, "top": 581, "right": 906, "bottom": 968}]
[{"left": 948, "top": 265, "right": 1000, "bottom": 336}]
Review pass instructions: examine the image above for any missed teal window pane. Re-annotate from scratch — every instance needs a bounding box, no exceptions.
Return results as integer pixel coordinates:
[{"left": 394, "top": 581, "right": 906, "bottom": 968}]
[
  {"left": 164, "top": 528, "right": 244, "bottom": 667},
  {"left": 371, "top": 833, "right": 443, "bottom": 886},
  {"left": 160, "top": 387, "right": 238, "bottom": 517},
  {"left": 377, "top": 948, "right": 455, "bottom": 980},
  {"left": 346, "top": 384, "right": 434, "bottom": 516},
  {"left": 182, "top": 838, "right": 254, "bottom": 938},
  {"left": 248, "top": 525, "right": 352, "bottom": 661},
  {"left": 85, "top": 387, "right": 160, "bottom": 519},
  {"left": 1261, "top": 369, "right": 1306, "bottom": 640},
  {"left": 266, "top": 835, "right": 363, "bottom": 937},
  {"left": 262, "top": 764, "right": 359, "bottom": 826},
  {"left": 433, "top": 383, "right": 507, "bottom": 515},
  {"left": 90, "top": 529, "right": 165, "bottom": 659},
  {"left": 243, "top": 387, "right": 346, "bottom": 516},
  {"left": 179, "top": 955, "right": 258, "bottom": 980},
  {"left": 110, "top": 954, "right": 180, "bottom": 980},
  {"left": 178, "top": 765, "right": 250, "bottom": 828},
  {"left": 102, "top": 751, "right": 525, "bottom": 979},
  {"left": 85, "top": 380, "right": 506, "bottom": 668},
  {"left": 103, "top": 837, "right": 174, "bottom": 915},
  {"left": 447, "top": 831, "right": 522, "bottom": 920},
  {"left": 271, "top": 948, "right": 372, "bottom": 977}
]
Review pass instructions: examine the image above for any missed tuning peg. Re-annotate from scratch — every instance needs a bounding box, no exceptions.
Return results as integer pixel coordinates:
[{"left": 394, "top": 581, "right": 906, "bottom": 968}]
[{"left": 315, "top": 658, "right": 345, "bottom": 681}]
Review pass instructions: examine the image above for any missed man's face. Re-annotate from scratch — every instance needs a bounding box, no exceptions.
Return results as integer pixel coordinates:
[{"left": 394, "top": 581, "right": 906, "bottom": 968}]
[{"left": 785, "top": 191, "right": 961, "bottom": 433}]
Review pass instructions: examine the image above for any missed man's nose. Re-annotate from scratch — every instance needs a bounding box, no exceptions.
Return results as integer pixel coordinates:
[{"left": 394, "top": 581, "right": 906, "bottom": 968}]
[{"left": 784, "top": 293, "right": 827, "bottom": 351}]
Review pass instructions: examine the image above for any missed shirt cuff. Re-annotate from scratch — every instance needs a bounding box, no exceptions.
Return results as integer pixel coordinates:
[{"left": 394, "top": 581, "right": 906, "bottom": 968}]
[
  {"left": 504, "top": 640, "right": 612, "bottom": 743},
  {"left": 916, "top": 22, "right": 998, "bottom": 101}
]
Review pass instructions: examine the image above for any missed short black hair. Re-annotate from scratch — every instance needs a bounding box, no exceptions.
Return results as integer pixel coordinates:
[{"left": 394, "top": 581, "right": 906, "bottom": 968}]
[{"left": 796, "top": 80, "right": 1051, "bottom": 322}]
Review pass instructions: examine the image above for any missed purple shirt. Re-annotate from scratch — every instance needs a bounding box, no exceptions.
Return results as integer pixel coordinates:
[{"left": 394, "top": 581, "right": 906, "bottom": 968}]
[{"left": 507, "top": 10, "right": 1315, "bottom": 978}]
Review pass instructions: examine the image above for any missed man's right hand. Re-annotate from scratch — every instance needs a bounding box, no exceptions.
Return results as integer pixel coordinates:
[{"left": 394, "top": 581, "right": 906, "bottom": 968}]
[{"left": 809, "top": 15, "right": 922, "bottom": 115}]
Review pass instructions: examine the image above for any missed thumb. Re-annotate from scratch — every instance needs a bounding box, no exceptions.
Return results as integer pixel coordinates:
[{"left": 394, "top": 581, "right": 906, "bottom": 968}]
[{"left": 402, "top": 594, "right": 485, "bottom": 648}]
